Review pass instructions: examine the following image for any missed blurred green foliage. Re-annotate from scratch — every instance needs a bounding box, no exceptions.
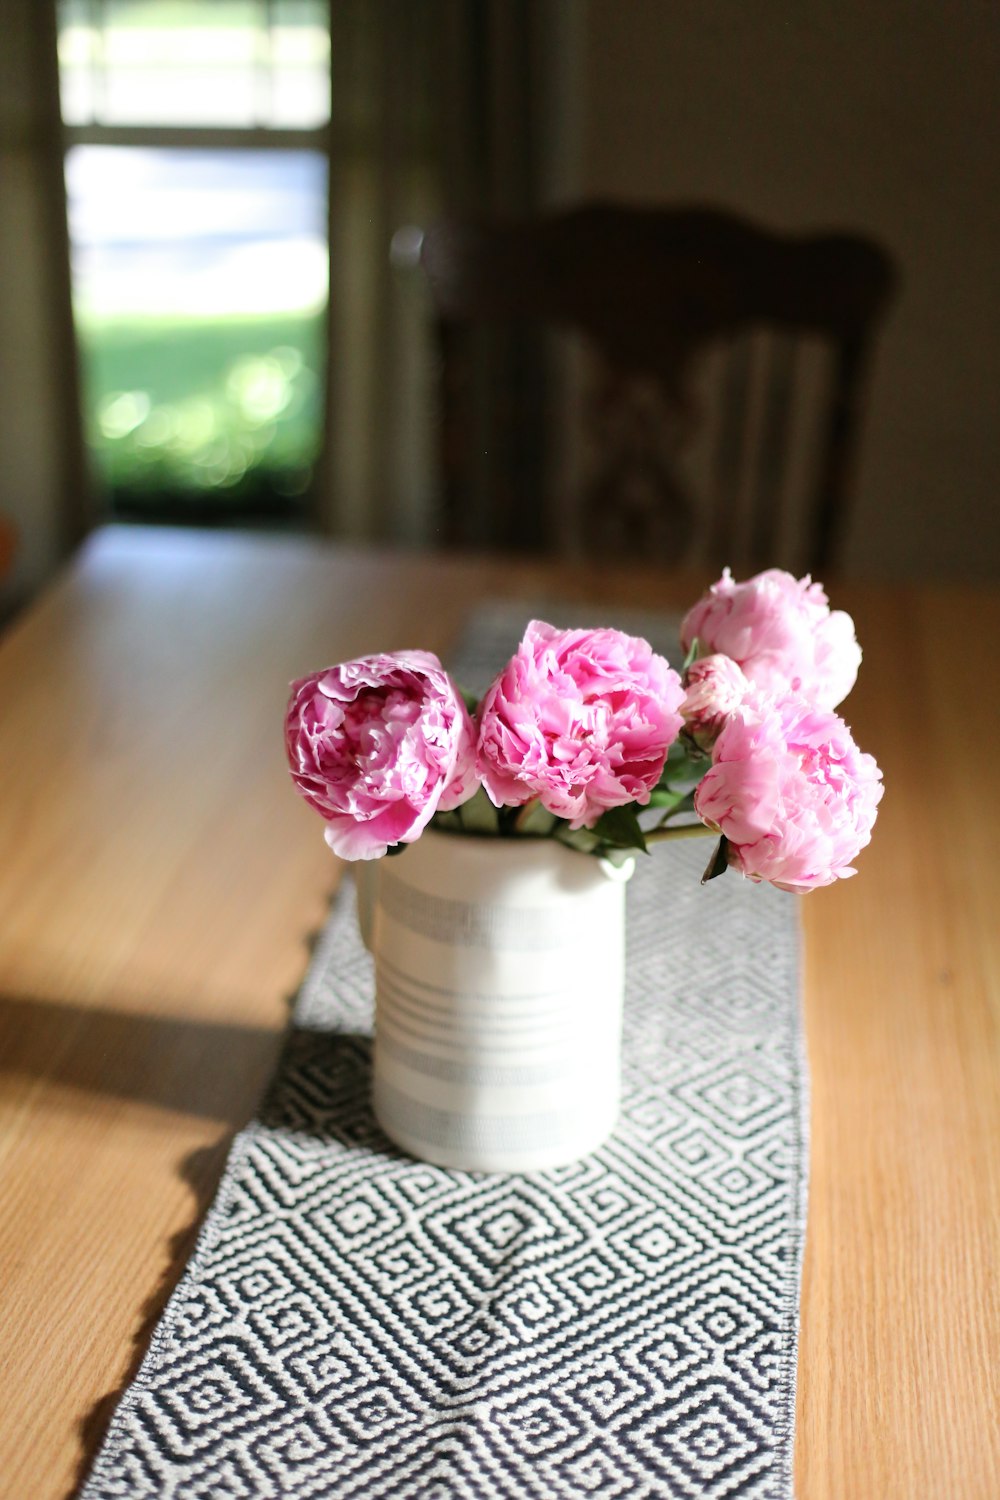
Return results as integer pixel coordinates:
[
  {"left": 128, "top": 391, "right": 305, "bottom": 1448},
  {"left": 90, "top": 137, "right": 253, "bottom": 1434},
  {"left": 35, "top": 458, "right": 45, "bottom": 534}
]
[{"left": 77, "top": 309, "right": 325, "bottom": 519}]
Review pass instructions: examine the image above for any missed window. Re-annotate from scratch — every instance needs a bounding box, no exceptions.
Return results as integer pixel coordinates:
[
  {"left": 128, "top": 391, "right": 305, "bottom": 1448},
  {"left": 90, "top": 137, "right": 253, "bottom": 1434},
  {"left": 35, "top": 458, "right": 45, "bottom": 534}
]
[{"left": 57, "top": 0, "right": 331, "bottom": 527}]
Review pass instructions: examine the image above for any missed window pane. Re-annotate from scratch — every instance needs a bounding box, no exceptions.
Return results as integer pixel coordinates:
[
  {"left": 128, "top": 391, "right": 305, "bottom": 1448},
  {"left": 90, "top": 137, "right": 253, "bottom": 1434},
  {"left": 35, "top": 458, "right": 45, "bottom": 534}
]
[
  {"left": 57, "top": 0, "right": 330, "bottom": 129},
  {"left": 271, "top": 0, "right": 331, "bottom": 128},
  {"left": 103, "top": 1, "right": 259, "bottom": 127},
  {"left": 66, "top": 146, "right": 328, "bottom": 521},
  {"left": 57, "top": 0, "right": 100, "bottom": 126}
]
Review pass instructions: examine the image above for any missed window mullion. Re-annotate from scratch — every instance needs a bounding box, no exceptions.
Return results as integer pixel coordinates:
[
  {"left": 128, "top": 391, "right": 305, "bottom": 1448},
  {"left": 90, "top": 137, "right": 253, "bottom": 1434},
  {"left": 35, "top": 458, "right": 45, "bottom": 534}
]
[{"left": 63, "top": 123, "right": 335, "bottom": 153}]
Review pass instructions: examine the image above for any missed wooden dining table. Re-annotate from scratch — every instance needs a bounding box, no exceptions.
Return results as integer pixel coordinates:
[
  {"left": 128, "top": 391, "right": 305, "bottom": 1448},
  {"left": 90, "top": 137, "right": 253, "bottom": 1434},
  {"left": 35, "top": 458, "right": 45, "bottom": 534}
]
[{"left": 0, "top": 523, "right": 996, "bottom": 1500}]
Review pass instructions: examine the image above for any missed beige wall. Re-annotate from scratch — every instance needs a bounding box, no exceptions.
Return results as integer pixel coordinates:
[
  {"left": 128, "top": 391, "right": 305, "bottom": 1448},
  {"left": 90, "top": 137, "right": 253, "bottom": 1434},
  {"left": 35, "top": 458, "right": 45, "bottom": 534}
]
[{"left": 580, "top": 0, "right": 999, "bottom": 581}]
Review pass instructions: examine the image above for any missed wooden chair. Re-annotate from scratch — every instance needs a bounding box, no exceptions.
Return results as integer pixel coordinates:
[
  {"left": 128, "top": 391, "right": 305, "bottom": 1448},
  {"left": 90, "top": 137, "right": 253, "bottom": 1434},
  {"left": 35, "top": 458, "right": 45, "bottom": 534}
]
[{"left": 419, "top": 202, "right": 897, "bottom": 571}]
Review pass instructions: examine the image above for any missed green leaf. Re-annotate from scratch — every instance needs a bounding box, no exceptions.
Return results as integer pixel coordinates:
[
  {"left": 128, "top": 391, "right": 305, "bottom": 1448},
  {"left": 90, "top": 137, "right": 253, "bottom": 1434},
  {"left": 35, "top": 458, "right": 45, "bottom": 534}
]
[
  {"left": 646, "top": 787, "right": 690, "bottom": 811},
  {"left": 700, "top": 835, "right": 730, "bottom": 884},
  {"left": 460, "top": 686, "right": 480, "bottom": 714},
  {"left": 591, "top": 805, "right": 649, "bottom": 855},
  {"left": 665, "top": 737, "right": 691, "bottom": 769},
  {"left": 682, "top": 635, "right": 701, "bottom": 672},
  {"left": 657, "top": 738, "right": 709, "bottom": 798},
  {"left": 664, "top": 737, "right": 707, "bottom": 775}
]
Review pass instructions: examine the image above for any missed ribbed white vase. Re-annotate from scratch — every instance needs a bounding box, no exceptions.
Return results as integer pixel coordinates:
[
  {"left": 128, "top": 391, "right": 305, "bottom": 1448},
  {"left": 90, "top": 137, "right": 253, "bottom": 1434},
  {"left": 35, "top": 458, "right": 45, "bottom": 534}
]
[{"left": 364, "top": 828, "right": 633, "bottom": 1173}]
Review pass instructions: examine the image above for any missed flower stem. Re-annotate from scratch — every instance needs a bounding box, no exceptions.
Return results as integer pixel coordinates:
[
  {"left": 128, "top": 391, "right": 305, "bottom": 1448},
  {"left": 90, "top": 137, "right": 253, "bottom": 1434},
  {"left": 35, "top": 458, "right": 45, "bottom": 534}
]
[
  {"left": 644, "top": 822, "right": 716, "bottom": 844},
  {"left": 513, "top": 798, "right": 540, "bottom": 833}
]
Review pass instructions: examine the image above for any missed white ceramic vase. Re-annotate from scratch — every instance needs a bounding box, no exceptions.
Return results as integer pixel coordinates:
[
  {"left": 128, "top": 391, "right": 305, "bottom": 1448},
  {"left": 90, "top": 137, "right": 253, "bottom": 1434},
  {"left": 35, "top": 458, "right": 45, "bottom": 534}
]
[{"left": 362, "top": 828, "right": 633, "bottom": 1173}]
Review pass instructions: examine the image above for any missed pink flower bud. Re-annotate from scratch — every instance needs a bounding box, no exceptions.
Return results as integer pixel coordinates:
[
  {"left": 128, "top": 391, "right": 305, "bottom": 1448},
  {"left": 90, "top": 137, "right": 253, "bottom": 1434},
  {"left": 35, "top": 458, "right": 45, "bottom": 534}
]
[{"left": 681, "top": 653, "right": 751, "bottom": 750}]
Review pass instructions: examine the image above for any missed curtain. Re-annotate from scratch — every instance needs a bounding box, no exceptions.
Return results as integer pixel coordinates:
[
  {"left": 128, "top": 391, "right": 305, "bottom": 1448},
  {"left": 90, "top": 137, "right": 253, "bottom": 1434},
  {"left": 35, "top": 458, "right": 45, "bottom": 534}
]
[
  {"left": 320, "top": 0, "right": 576, "bottom": 548},
  {"left": 0, "top": 0, "right": 88, "bottom": 612}
]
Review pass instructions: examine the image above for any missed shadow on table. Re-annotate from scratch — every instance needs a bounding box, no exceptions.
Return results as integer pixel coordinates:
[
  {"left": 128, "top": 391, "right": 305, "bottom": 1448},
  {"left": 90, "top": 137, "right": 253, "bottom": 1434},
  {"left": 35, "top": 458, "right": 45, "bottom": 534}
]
[
  {"left": 0, "top": 993, "right": 285, "bottom": 1122},
  {"left": 63, "top": 1019, "right": 377, "bottom": 1499}
]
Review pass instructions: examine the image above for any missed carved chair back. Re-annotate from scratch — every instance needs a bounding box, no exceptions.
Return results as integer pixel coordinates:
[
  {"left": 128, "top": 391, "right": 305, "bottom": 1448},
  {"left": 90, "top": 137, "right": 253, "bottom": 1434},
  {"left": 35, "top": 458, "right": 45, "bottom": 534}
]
[{"left": 419, "top": 202, "right": 896, "bottom": 570}]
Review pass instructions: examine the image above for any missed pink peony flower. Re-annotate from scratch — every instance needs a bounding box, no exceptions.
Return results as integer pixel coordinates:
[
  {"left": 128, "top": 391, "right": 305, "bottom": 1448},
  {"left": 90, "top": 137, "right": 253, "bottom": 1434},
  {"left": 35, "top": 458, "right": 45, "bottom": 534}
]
[
  {"left": 693, "top": 691, "right": 883, "bottom": 893},
  {"left": 681, "top": 567, "right": 862, "bottom": 710},
  {"left": 681, "top": 653, "right": 752, "bottom": 750},
  {"left": 285, "top": 651, "right": 477, "bottom": 860},
  {"left": 476, "top": 619, "right": 685, "bottom": 829}
]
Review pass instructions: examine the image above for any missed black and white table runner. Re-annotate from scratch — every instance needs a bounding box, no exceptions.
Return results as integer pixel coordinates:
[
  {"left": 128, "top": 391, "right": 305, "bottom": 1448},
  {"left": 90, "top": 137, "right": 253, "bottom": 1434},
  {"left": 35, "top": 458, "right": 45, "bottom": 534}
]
[{"left": 81, "top": 606, "right": 807, "bottom": 1499}]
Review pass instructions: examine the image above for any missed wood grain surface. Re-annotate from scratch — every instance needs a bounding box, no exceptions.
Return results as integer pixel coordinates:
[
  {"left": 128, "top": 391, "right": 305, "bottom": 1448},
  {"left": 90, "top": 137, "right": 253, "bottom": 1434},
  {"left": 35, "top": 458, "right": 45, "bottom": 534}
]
[{"left": 0, "top": 527, "right": 996, "bottom": 1499}]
